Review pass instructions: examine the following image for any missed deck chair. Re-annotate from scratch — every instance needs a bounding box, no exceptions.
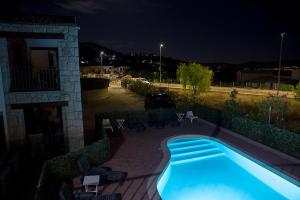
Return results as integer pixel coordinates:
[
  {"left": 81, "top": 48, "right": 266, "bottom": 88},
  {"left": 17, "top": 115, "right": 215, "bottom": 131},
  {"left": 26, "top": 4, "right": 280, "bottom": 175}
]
[
  {"left": 186, "top": 111, "right": 199, "bottom": 123},
  {"left": 78, "top": 156, "right": 111, "bottom": 176},
  {"left": 78, "top": 156, "right": 127, "bottom": 186},
  {"left": 79, "top": 170, "right": 128, "bottom": 186},
  {"left": 100, "top": 171, "right": 128, "bottom": 185},
  {"left": 102, "top": 119, "right": 113, "bottom": 132},
  {"left": 59, "top": 182, "right": 122, "bottom": 200}
]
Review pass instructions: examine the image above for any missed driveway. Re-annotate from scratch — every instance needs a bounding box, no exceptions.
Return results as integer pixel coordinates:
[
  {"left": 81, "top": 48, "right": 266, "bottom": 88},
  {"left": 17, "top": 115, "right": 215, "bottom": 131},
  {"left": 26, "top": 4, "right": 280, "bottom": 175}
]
[{"left": 82, "top": 86, "right": 145, "bottom": 142}]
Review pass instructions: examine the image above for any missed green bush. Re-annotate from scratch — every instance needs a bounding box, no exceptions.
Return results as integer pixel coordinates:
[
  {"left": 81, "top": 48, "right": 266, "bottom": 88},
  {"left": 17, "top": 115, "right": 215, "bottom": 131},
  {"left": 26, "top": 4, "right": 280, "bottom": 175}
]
[
  {"left": 256, "top": 96, "right": 288, "bottom": 125},
  {"left": 35, "top": 137, "right": 111, "bottom": 200},
  {"left": 278, "top": 84, "right": 294, "bottom": 91},
  {"left": 229, "top": 89, "right": 238, "bottom": 99},
  {"left": 295, "top": 82, "right": 300, "bottom": 100},
  {"left": 224, "top": 99, "right": 239, "bottom": 113},
  {"left": 230, "top": 115, "right": 300, "bottom": 158},
  {"left": 121, "top": 79, "right": 168, "bottom": 96}
]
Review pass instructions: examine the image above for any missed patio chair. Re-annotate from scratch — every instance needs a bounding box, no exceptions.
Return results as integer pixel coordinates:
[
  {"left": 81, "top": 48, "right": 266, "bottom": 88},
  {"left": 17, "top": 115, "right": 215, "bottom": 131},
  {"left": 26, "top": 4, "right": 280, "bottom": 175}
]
[
  {"left": 59, "top": 182, "right": 122, "bottom": 200},
  {"left": 78, "top": 156, "right": 111, "bottom": 176},
  {"left": 78, "top": 156, "right": 127, "bottom": 186},
  {"left": 100, "top": 171, "right": 128, "bottom": 185},
  {"left": 185, "top": 111, "right": 199, "bottom": 123},
  {"left": 102, "top": 119, "right": 113, "bottom": 132},
  {"left": 80, "top": 170, "right": 128, "bottom": 186}
]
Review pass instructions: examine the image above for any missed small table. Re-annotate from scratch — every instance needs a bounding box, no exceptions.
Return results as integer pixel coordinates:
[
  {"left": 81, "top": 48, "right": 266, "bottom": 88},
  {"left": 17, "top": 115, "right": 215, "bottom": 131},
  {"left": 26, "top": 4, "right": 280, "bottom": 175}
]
[
  {"left": 176, "top": 113, "right": 185, "bottom": 122},
  {"left": 83, "top": 175, "right": 100, "bottom": 194},
  {"left": 116, "top": 119, "right": 125, "bottom": 129}
]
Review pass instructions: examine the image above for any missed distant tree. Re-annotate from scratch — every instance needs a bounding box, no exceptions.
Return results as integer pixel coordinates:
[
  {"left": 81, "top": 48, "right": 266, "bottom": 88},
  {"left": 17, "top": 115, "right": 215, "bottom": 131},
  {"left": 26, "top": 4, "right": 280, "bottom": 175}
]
[{"left": 176, "top": 63, "right": 213, "bottom": 95}]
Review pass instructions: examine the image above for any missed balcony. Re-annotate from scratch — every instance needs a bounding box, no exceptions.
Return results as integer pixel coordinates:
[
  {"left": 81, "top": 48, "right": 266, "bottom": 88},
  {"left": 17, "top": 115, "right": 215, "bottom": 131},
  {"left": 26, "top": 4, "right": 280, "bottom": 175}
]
[{"left": 9, "top": 67, "right": 60, "bottom": 91}]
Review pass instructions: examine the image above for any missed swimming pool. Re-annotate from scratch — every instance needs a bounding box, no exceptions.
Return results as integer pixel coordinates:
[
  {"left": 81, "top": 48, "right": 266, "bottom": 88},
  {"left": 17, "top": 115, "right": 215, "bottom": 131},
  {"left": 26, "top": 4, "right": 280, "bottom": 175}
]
[{"left": 157, "top": 137, "right": 300, "bottom": 200}]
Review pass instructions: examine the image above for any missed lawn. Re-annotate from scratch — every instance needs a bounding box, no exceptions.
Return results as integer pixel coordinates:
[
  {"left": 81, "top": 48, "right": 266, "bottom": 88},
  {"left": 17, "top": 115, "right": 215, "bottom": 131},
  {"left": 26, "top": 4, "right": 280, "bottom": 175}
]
[{"left": 170, "top": 88, "right": 300, "bottom": 134}]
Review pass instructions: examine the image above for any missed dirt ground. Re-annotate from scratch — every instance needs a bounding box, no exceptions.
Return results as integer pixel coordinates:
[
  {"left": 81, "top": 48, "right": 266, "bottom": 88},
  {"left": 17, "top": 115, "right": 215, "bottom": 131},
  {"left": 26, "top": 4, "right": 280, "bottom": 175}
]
[{"left": 82, "top": 85, "right": 145, "bottom": 134}]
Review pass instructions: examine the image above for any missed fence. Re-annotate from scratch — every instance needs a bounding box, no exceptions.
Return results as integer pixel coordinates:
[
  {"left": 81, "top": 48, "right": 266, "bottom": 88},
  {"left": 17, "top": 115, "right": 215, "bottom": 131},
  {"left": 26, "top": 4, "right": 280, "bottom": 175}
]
[
  {"left": 212, "top": 81, "right": 295, "bottom": 91},
  {"left": 147, "top": 79, "right": 295, "bottom": 91}
]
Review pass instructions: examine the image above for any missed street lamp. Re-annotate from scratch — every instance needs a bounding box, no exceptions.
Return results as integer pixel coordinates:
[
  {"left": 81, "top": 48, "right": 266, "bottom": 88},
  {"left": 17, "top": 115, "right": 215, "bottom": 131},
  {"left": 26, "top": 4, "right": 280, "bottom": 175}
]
[
  {"left": 159, "top": 43, "right": 164, "bottom": 83},
  {"left": 277, "top": 33, "right": 286, "bottom": 95},
  {"left": 100, "top": 51, "right": 104, "bottom": 67}
]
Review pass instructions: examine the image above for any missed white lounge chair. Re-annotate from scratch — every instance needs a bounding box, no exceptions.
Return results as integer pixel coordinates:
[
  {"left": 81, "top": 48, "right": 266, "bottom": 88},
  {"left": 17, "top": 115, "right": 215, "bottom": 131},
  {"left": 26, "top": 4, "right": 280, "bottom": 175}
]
[
  {"left": 102, "top": 118, "right": 113, "bottom": 132},
  {"left": 186, "top": 111, "right": 199, "bottom": 123}
]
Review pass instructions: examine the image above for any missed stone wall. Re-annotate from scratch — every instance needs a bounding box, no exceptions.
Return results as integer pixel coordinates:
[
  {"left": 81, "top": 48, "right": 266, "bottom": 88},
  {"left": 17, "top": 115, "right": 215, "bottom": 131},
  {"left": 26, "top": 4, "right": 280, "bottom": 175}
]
[{"left": 0, "top": 22, "right": 84, "bottom": 151}]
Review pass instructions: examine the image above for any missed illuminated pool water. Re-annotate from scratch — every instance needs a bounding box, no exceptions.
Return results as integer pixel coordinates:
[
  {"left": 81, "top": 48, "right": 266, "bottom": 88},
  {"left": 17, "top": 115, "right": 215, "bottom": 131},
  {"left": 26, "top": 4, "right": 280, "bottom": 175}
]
[{"left": 157, "top": 137, "right": 300, "bottom": 200}]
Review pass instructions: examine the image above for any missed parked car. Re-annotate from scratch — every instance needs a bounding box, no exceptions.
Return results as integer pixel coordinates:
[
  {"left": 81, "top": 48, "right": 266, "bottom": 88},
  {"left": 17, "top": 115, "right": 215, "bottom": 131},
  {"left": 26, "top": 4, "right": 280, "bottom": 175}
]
[{"left": 144, "top": 92, "right": 176, "bottom": 110}]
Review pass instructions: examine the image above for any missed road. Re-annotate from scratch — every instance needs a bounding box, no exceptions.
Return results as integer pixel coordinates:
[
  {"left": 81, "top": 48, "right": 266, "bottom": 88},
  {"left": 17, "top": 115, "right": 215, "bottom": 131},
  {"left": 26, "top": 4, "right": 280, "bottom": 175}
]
[{"left": 153, "top": 83, "right": 295, "bottom": 98}]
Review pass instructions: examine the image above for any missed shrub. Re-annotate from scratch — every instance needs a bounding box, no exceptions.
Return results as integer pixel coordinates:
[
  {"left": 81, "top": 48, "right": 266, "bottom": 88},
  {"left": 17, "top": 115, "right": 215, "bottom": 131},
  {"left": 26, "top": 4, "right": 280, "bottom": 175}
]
[
  {"left": 223, "top": 89, "right": 240, "bottom": 114},
  {"left": 224, "top": 99, "right": 239, "bottom": 113},
  {"left": 230, "top": 115, "right": 300, "bottom": 158},
  {"left": 278, "top": 84, "right": 294, "bottom": 91},
  {"left": 35, "top": 137, "right": 111, "bottom": 200},
  {"left": 256, "top": 96, "right": 288, "bottom": 125},
  {"left": 229, "top": 89, "right": 238, "bottom": 99}
]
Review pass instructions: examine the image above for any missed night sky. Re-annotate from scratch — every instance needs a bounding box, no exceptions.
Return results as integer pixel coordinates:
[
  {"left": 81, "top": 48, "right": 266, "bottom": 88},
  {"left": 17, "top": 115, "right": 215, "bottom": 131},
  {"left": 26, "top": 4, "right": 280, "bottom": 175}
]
[{"left": 3, "top": 0, "right": 300, "bottom": 63}]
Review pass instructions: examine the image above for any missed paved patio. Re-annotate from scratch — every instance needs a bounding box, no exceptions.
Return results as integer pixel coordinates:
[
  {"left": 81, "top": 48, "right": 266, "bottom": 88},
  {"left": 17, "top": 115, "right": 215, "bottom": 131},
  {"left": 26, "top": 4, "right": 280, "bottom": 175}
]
[{"left": 92, "top": 119, "right": 300, "bottom": 200}]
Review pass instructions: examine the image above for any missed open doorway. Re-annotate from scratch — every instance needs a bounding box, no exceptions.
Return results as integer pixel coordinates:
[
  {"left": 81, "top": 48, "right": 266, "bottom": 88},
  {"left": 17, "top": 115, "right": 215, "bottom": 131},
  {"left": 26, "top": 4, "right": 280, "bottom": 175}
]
[{"left": 24, "top": 105, "right": 64, "bottom": 160}]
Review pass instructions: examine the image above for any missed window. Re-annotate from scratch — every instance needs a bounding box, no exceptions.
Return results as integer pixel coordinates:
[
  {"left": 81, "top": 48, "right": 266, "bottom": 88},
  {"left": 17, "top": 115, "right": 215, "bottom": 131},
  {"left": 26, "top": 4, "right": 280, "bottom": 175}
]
[{"left": 30, "top": 48, "right": 58, "bottom": 70}]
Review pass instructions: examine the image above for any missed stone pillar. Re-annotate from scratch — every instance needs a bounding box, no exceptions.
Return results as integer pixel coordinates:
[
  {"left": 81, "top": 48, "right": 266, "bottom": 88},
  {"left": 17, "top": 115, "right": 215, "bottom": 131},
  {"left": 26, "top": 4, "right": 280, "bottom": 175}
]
[{"left": 59, "top": 26, "right": 84, "bottom": 152}]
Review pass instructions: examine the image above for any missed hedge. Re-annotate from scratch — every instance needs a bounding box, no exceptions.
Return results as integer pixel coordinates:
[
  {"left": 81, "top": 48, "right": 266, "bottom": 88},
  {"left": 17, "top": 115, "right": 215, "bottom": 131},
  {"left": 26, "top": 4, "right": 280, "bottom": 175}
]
[
  {"left": 80, "top": 77, "right": 110, "bottom": 90},
  {"left": 35, "top": 136, "right": 111, "bottom": 200}
]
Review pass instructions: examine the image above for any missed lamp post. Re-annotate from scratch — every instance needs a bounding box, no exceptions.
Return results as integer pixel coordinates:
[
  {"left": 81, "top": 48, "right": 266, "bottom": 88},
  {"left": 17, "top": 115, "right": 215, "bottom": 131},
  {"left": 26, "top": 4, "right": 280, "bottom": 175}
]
[
  {"left": 159, "top": 43, "right": 164, "bottom": 83},
  {"left": 100, "top": 51, "right": 104, "bottom": 67},
  {"left": 277, "top": 33, "right": 286, "bottom": 95}
]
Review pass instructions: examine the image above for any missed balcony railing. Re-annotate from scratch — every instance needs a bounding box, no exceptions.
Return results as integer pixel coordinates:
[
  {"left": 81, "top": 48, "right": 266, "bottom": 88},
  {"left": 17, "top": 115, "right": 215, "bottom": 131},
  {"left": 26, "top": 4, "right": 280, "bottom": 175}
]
[{"left": 10, "top": 67, "right": 60, "bottom": 91}]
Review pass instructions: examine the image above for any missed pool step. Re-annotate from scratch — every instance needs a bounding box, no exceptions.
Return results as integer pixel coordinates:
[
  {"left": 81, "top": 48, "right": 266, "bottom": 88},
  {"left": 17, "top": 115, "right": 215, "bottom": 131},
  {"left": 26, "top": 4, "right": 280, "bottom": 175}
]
[
  {"left": 170, "top": 144, "right": 217, "bottom": 155},
  {"left": 168, "top": 140, "right": 211, "bottom": 149},
  {"left": 170, "top": 149, "right": 224, "bottom": 165},
  {"left": 170, "top": 138, "right": 202, "bottom": 143}
]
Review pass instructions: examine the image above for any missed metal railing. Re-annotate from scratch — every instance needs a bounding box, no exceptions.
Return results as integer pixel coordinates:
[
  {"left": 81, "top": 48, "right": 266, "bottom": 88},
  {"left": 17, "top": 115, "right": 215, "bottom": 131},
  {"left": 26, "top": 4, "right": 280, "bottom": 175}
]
[
  {"left": 10, "top": 67, "right": 60, "bottom": 91},
  {"left": 211, "top": 81, "right": 295, "bottom": 91}
]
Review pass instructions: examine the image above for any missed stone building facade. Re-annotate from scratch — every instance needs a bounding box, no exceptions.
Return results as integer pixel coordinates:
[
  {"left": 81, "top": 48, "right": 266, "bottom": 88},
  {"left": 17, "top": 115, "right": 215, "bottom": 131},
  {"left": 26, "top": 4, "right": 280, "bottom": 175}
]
[{"left": 0, "top": 15, "right": 84, "bottom": 153}]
